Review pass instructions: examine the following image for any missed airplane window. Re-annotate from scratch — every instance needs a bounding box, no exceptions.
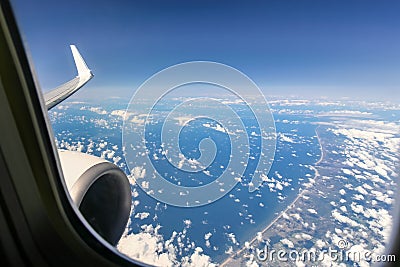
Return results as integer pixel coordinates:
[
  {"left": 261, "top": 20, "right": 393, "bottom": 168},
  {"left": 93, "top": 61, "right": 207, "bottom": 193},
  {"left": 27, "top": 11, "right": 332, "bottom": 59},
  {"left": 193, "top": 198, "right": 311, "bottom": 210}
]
[{"left": 11, "top": 0, "right": 399, "bottom": 266}]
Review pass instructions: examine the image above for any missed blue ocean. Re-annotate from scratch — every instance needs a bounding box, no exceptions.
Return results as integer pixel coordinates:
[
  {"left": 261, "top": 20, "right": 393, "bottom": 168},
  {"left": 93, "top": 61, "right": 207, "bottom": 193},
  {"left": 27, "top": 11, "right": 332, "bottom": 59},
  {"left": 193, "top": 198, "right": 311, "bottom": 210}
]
[{"left": 50, "top": 99, "right": 323, "bottom": 263}]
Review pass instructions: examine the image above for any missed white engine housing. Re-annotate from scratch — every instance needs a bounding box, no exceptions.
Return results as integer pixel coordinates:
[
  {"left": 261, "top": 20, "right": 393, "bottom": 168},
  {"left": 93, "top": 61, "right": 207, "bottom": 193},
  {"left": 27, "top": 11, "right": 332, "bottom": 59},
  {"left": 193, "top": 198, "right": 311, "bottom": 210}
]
[{"left": 58, "top": 150, "right": 131, "bottom": 245}]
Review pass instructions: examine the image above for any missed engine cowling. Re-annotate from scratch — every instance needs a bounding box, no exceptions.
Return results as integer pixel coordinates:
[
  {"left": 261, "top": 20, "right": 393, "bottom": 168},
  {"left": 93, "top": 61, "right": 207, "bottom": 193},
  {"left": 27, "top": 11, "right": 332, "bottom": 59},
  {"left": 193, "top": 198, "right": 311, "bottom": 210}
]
[{"left": 57, "top": 149, "right": 131, "bottom": 246}]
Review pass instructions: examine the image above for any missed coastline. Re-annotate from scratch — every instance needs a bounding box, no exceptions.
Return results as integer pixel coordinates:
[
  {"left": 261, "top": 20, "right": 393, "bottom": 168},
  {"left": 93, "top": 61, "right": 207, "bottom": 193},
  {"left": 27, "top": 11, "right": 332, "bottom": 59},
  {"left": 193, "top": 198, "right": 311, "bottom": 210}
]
[{"left": 219, "top": 125, "right": 324, "bottom": 267}]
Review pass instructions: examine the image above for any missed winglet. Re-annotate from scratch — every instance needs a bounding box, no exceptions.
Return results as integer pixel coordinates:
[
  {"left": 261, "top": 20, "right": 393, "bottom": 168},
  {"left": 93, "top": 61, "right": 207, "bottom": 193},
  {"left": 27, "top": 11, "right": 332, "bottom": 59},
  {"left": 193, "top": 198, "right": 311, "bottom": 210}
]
[{"left": 70, "top": 45, "right": 92, "bottom": 78}]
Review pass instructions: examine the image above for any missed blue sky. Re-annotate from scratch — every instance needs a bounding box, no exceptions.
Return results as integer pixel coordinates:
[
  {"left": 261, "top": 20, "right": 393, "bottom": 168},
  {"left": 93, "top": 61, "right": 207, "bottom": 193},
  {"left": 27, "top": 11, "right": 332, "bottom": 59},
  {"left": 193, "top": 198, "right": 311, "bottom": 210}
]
[{"left": 12, "top": 0, "right": 400, "bottom": 100}]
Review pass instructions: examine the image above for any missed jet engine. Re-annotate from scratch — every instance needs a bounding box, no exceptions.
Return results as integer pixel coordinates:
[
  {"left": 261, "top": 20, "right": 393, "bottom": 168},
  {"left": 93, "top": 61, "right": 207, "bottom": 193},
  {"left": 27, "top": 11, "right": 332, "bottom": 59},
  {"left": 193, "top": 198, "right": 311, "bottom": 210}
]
[{"left": 57, "top": 149, "right": 131, "bottom": 246}]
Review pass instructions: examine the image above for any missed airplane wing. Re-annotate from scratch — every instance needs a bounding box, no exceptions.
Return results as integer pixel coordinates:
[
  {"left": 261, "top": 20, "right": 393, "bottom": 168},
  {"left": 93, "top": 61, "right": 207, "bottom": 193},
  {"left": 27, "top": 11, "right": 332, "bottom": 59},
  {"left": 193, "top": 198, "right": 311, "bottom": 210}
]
[{"left": 44, "top": 45, "right": 93, "bottom": 110}]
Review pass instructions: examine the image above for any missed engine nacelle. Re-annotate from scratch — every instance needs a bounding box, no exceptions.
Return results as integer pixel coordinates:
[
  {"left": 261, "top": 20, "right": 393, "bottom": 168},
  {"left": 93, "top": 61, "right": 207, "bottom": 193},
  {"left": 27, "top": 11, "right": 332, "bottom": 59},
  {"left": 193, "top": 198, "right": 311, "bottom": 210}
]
[{"left": 58, "top": 149, "right": 131, "bottom": 246}]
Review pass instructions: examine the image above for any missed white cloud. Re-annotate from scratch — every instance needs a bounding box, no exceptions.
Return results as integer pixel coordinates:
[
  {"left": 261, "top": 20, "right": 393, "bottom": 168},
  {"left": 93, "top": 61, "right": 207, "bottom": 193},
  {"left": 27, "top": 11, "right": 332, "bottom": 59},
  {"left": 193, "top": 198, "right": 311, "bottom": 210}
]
[
  {"left": 183, "top": 219, "right": 192, "bottom": 228},
  {"left": 280, "top": 238, "right": 294, "bottom": 248},
  {"left": 134, "top": 212, "right": 150, "bottom": 220},
  {"left": 182, "top": 247, "right": 216, "bottom": 267},
  {"left": 308, "top": 208, "right": 317, "bottom": 215},
  {"left": 331, "top": 209, "right": 361, "bottom": 228},
  {"left": 279, "top": 133, "right": 295, "bottom": 143},
  {"left": 132, "top": 166, "right": 146, "bottom": 179},
  {"left": 118, "top": 224, "right": 215, "bottom": 267},
  {"left": 227, "top": 233, "right": 239, "bottom": 246},
  {"left": 80, "top": 106, "right": 108, "bottom": 115}
]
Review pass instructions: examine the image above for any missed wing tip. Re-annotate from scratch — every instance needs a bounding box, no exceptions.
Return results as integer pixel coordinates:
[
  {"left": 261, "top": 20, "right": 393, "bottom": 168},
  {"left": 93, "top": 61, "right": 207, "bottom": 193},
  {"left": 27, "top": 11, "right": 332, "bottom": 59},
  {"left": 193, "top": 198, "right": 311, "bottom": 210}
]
[
  {"left": 70, "top": 45, "right": 92, "bottom": 78},
  {"left": 44, "top": 45, "right": 93, "bottom": 110}
]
